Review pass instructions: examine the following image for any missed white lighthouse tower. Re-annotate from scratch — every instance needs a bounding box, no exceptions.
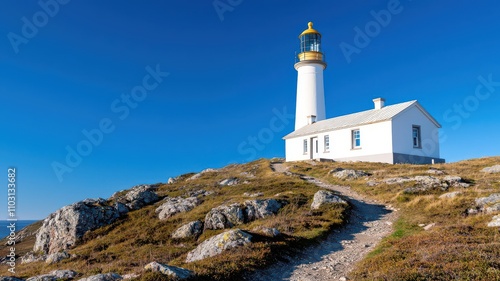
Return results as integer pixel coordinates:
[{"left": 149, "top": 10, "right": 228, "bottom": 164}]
[{"left": 294, "top": 22, "right": 327, "bottom": 130}]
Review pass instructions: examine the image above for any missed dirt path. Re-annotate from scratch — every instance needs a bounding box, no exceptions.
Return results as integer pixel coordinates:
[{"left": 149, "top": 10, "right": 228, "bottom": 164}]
[{"left": 245, "top": 163, "right": 398, "bottom": 281}]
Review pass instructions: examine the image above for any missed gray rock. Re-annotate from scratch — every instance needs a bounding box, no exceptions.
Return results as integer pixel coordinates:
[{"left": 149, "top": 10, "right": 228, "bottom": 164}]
[
  {"left": 487, "top": 214, "right": 500, "bottom": 227},
  {"left": 172, "top": 221, "right": 203, "bottom": 239},
  {"left": 366, "top": 181, "right": 378, "bottom": 187},
  {"left": 439, "top": 191, "right": 462, "bottom": 199},
  {"left": 219, "top": 178, "right": 239, "bottom": 186},
  {"left": 77, "top": 273, "right": 122, "bottom": 281},
  {"left": 414, "top": 176, "right": 442, "bottom": 188},
  {"left": 443, "top": 175, "right": 470, "bottom": 188},
  {"left": 427, "top": 168, "right": 445, "bottom": 175},
  {"left": 384, "top": 177, "right": 413, "bottom": 185},
  {"left": 243, "top": 192, "right": 264, "bottom": 197},
  {"left": 50, "top": 270, "right": 78, "bottom": 279},
  {"left": 482, "top": 165, "right": 500, "bottom": 174},
  {"left": 186, "top": 189, "right": 213, "bottom": 197},
  {"left": 486, "top": 203, "right": 500, "bottom": 214},
  {"left": 112, "top": 185, "right": 159, "bottom": 211},
  {"left": 27, "top": 270, "right": 77, "bottom": 281},
  {"left": 311, "top": 190, "right": 347, "bottom": 210},
  {"left": 244, "top": 199, "right": 283, "bottom": 221},
  {"left": 20, "top": 252, "right": 46, "bottom": 264},
  {"left": 114, "top": 202, "right": 129, "bottom": 215},
  {"left": 476, "top": 193, "right": 500, "bottom": 207},
  {"left": 34, "top": 198, "right": 121, "bottom": 254},
  {"left": 329, "top": 168, "right": 369, "bottom": 179},
  {"left": 45, "top": 251, "right": 69, "bottom": 264},
  {"left": 0, "top": 277, "right": 25, "bottom": 281},
  {"left": 144, "top": 261, "right": 194, "bottom": 279},
  {"left": 423, "top": 223, "right": 436, "bottom": 231},
  {"left": 188, "top": 168, "right": 218, "bottom": 180},
  {"left": 204, "top": 203, "right": 245, "bottom": 230},
  {"left": 185, "top": 229, "right": 252, "bottom": 262},
  {"left": 167, "top": 177, "right": 177, "bottom": 184},
  {"left": 252, "top": 226, "right": 281, "bottom": 237},
  {"left": 156, "top": 197, "right": 201, "bottom": 220}
]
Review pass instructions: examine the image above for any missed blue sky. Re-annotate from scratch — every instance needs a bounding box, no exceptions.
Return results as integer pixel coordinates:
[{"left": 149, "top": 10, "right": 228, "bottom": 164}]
[{"left": 1, "top": 0, "right": 499, "bottom": 219}]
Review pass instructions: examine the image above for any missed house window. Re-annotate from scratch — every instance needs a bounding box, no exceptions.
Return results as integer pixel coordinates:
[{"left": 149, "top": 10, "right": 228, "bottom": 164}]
[
  {"left": 324, "top": 135, "right": 330, "bottom": 151},
  {"left": 352, "top": 129, "right": 361, "bottom": 148},
  {"left": 303, "top": 139, "right": 308, "bottom": 154},
  {"left": 412, "top": 126, "right": 421, "bottom": 148}
]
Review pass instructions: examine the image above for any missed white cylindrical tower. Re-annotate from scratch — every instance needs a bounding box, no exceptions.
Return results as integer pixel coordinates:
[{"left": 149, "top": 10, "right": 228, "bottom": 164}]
[{"left": 294, "top": 22, "right": 327, "bottom": 130}]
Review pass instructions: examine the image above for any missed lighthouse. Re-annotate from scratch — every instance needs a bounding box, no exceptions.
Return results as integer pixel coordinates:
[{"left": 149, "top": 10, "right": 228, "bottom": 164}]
[{"left": 294, "top": 22, "right": 327, "bottom": 130}]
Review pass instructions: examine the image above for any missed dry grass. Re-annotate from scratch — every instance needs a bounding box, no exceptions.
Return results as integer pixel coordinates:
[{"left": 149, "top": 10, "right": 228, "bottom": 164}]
[
  {"left": 0, "top": 159, "right": 348, "bottom": 280},
  {"left": 287, "top": 156, "right": 500, "bottom": 280}
]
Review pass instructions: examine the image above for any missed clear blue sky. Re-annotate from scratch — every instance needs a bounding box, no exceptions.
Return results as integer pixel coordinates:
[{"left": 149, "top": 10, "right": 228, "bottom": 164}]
[{"left": 1, "top": 0, "right": 499, "bottom": 219}]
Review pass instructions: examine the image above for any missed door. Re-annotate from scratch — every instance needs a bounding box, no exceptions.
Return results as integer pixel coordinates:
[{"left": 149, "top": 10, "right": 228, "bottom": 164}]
[{"left": 311, "top": 137, "right": 319, "bottom": 159}]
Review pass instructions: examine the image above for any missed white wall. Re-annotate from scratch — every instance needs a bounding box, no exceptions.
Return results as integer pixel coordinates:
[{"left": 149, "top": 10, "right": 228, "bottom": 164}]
[
  {"left": 285, "top": 120, "right": 394, "bottom": 162},
  {"left": 391, "top": 106, "right": 441, "bottom": 159}
]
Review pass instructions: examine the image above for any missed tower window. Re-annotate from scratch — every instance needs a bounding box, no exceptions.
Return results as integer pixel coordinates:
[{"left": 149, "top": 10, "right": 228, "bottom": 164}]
[
  {"left": 352, "top": 129, "right": 361, "bottom": 149},
  {"left": 412, "top": 126, "right": 421, "bottom": 148},
  {"left": 303, "top": 139, "right": 308, "bottom": 154},
  {"left": 300, "top": 33, "right": 322, "bottom": 52},
  {"left": 324, "top": 135, "right": 330, "bottom": 152}
]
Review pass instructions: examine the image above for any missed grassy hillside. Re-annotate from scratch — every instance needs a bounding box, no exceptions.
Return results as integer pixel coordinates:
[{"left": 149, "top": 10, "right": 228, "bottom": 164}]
[
  {"left": 0, "top": 159, "right": 348, "bottom": 280},
  {"left": 288, "top": 157, "right": 500, "bottom": 280},
  {"left": 2, "top": 157, "right": 499, "bottom": 280}
]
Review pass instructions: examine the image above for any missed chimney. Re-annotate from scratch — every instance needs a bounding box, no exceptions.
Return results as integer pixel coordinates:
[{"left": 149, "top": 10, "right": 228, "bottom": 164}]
[
  {"left": 307, "top": 115, "right": 317, "bottom": 125},
  {"left": 373, "top": 98, "right": 385, "bottom": 109}
]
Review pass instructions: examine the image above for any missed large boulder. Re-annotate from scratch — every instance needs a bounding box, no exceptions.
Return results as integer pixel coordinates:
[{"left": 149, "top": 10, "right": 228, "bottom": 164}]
[
  {"left": 172, "top": 221, "right": 203, "bottom": 239},
  {"left": 155, "top": 197, "right": 201, "bottom": 220},
  {"left": 34, "top": 198, "right": 121, "bottom": 254},
  {"left": 185, "top": 229, "right": 252, "bottom": 262},
  {"left": 244, "top": 199, "right": 283, "bottom": 221},
  {"left": 475, "top": 193, "right": 500, "bottom": 214},
  {"left": 111, "top": 185, "right": 159, "bottom": 211},
  {"left": 77, "top": 273, "right": 122, "bottom": 281},
  {"left": 482, "top": 165, "right": 500, "bottom": 174},
  {"left": 144, "top": 261, "right": 194, "bottom": 279},
  {"left": 204, "top": 203, "right": 245, "bottom": 230},
  {"left": 311, "top": 190, "right": 347, "bottom": 210}
]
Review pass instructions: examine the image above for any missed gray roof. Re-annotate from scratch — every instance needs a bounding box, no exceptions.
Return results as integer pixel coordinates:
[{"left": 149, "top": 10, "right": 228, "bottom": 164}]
[{"left": 283, "top": 100, "right": 441, "bottom": 139}]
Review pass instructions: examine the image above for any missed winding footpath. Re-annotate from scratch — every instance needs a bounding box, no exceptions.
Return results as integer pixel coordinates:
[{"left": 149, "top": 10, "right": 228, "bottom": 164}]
[{"left": 244, "top": 163, "right": 398, "bottom": 281}]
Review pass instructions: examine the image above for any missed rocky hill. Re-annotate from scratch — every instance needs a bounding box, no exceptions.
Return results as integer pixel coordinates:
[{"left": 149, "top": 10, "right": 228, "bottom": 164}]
[{"left": 1, "top": 157, "right": 500, "bottom": 280}]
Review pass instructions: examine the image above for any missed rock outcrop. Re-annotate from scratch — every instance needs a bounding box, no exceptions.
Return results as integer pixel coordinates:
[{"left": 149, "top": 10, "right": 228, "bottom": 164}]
[
  {"left": 219, "top": 178, "right": 239, "bottom": 186},
  {"left": 204, "top": 203, "right": 245, "bottom": 230},
  {"left": 172, "top": 221, "right": 203, "bottom": 239},
  {"left": 329, "top": 168, "right": 369, "bottom": 179},
  {"left": 111, "top": 185, "right": 159, "bottom": 211},
  {"left": 185, "top": 229, "right": 252, "bottom": 262},
  {"left": 0, "top": 277, "right": 25, "bottom": 281},
  {"left": 77, "top": 273, "right": 122, "bottom": 281},
  {"left": 244, "top": 199, "right": 283, "bottom": 221},
  {"left": 34, "top": 198, "right": 121, "bottom": 254},
  {"left": 45, "top": 251, "right": 70, "bottom": 264},
  {"left": 144, "top": 261, "right": 194, "bottom": 279},
  {"left": 475, "top": 193, "right": 500, "bottom": 214},
  {"left": 155, "top": 197, "right": 201, "bottom": 220},
  {"left": 311, "top": 190, "right": 347, "bottom": 210},
  {"left": 188, "top": 168, "right": 218, "bottom": 180},
  {"left": 252, "top": 226, "right": 281, "bottom": 237},
  {"left": 27, "top": 270, "right": 78, "bottom": 281},
  {"left": 439, "top": 191, "right": 462, "bottom": 199},
  {"left": 482, "top": 165, "right": 500, "bottom": 174}
]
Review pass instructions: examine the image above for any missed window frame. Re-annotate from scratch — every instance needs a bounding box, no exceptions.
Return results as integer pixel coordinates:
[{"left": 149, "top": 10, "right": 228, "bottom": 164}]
[
  {"left": 412, "top": 125, "right": 422, "bottom": 148},
  {"left": 303, "top": 139, "right": 308, "bottom": 154},
  {"left": 352, "top": 129, "right": 361, "bottom": 149},
  {"left": 324, "top": 135, "right": 330, "bottom": 152}
]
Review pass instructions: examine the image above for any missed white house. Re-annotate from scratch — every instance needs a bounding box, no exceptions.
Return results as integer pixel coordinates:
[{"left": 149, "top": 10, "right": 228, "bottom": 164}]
[{"left": 284, "top": 23, "right": 444, "bottom": 164}]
